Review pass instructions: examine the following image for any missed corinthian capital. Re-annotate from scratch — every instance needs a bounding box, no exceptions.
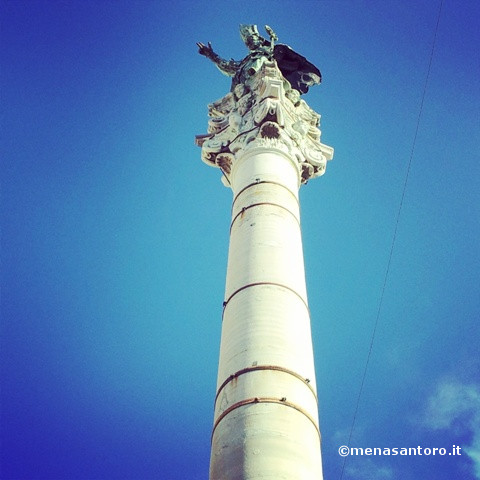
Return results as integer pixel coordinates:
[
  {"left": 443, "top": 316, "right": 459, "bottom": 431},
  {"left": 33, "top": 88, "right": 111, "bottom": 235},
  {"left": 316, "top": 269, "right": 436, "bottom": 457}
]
[{"left": 196, "top": 62, "right": 333, "bottom": 186}]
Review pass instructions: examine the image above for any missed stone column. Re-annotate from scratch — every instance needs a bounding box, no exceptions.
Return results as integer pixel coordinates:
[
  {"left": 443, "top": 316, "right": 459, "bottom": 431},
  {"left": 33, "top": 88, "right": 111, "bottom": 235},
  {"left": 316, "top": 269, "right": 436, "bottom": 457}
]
[{"left": 196, "top": 61, "right": 333, "bottom": 480}]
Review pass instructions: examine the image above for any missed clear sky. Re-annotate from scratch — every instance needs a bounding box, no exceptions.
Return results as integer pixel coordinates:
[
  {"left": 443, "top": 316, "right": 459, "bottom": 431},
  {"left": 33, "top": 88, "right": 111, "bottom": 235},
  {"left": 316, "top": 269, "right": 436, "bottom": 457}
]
[{"left": 2, "top": 1, "right": 479, "bottom": 479}]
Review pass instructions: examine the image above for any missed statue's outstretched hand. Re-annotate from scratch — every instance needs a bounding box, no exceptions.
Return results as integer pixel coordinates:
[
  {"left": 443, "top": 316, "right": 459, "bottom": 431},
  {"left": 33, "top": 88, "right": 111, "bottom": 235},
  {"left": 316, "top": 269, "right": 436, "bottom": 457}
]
[
  {"left": 197, "top": 42, "right": 215, "bottom": 58},
  {"left": 265, "top": 25, "right": 278, "bottom": 43}
]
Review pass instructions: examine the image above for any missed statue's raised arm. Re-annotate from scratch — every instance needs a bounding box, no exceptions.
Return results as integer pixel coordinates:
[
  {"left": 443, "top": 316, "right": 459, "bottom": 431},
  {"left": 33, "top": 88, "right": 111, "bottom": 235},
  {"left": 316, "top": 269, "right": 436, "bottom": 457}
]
[
  {"left": 196, "top": 41, "right": 240, "bottom": 77},
  {"left": 197, "top": 24, "right": 321, "bottom": 94}
]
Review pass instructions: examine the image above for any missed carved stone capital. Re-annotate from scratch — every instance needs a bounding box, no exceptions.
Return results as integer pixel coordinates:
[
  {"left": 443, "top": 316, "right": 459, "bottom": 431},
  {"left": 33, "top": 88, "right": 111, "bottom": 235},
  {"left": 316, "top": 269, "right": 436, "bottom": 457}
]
[{"left": 196, "top": 62, "right": 333, "bottom": 186}]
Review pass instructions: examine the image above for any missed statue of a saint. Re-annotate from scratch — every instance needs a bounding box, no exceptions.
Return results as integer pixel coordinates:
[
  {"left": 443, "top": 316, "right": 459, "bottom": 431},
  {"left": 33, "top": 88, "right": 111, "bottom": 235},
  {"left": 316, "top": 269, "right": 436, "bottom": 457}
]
[{"left": 197, "top": 24, "right": 321, "bottom": 94}]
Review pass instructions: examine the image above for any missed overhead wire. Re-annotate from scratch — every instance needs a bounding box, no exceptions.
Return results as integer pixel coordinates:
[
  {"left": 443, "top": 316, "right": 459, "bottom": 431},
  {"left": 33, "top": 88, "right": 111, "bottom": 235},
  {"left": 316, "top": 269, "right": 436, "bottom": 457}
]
[{"left": 338, "top": 1, "right": 444, "bottom": 478}]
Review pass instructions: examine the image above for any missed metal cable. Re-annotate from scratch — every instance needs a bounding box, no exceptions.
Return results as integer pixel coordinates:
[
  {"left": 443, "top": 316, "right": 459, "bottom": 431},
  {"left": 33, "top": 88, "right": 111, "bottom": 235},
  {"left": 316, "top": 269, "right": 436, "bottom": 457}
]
[{"left": 339, "top": 2, "right": 444, "bottom": 478}]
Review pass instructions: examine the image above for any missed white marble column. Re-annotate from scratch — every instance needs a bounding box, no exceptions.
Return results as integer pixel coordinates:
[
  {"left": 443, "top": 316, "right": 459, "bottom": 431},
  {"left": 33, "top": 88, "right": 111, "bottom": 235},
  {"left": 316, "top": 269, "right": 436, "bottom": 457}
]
[{"left": 197, "top": 61, "right": 333, "bottom": 480}]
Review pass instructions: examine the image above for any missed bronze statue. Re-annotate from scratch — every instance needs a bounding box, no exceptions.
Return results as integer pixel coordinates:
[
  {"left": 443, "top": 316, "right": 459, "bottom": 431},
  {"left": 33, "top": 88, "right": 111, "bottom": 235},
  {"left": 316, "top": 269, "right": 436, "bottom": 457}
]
[{"left": 197, "top": 24, "right": 321, "bottom": 94}]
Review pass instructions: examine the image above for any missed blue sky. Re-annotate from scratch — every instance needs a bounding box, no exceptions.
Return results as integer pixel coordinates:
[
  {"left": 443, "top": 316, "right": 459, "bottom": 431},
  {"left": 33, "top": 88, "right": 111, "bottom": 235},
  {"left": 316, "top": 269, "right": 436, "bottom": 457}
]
[{"left": 2, "top": 1, "right": 479, "bottom": 479}]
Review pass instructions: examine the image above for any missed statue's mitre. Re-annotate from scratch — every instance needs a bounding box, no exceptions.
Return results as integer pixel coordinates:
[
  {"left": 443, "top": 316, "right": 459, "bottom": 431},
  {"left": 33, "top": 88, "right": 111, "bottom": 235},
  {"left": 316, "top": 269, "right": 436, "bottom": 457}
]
[{"left": 239, "top": 24, "right": 263, "bottom": 42}]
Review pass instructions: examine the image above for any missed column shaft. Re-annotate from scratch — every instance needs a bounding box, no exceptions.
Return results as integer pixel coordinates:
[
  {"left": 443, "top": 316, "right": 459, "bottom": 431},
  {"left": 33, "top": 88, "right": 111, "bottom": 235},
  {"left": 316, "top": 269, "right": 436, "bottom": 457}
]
[{"left": 210, "top": 147, "right": 323, "bottom": 480}]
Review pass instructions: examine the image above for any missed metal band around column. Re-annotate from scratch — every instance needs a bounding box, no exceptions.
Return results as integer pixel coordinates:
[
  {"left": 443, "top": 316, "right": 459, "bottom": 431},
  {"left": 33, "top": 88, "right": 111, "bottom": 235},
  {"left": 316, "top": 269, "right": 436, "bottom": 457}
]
[
  {"left": 232, "top": 180, "right": 299, "bottom": 211},
  {"left": 230, "top": 202, "right": 300, "bottom": 233},
  {"left": 222, "top": 281, "right": 309, "bottom": 315},
  {"left": 214, "top": 364, "right": 318, "bottom": 406},
  {"left": 211, "top": 397, "right": 321, "bottom": 442}
]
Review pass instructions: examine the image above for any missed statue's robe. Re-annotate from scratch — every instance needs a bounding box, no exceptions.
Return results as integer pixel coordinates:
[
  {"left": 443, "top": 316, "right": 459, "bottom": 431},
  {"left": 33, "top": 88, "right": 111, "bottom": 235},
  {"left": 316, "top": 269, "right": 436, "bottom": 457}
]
[{"left": 211, "top": 42, "right": 322, "bottom": 95}]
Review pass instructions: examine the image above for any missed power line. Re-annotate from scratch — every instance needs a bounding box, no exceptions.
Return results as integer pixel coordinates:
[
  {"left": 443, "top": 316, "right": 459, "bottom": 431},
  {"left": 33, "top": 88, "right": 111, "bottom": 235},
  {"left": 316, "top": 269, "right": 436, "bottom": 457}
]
[{"left": 339, "top": 1, "right": 443, "bottom": 478}]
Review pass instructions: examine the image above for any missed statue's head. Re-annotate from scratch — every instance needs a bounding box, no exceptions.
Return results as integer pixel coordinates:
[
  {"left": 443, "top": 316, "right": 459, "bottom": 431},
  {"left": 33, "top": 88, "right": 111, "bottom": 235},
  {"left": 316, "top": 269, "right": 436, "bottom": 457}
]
[{"left": 239, "top": 24, "right": 267, "bottom": 50}]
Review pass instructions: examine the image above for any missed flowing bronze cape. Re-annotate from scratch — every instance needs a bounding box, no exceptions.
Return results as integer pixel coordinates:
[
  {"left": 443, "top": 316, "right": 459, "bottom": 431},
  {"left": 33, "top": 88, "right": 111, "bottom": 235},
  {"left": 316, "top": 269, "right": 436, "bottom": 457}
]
[{"left": 273, "top": 44, "right": 322, "bottom": 94}]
